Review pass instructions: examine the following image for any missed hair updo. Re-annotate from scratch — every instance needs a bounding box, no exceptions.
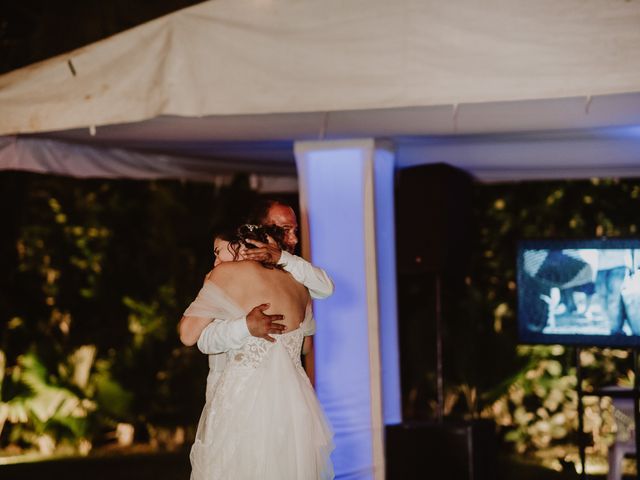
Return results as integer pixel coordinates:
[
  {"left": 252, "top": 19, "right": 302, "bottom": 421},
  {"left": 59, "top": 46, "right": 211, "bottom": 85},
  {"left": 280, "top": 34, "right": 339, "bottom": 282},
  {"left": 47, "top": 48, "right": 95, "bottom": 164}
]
[
  {"left": 227, "top": 224, "right": 287, "bottom": 268},
  {"left": 236, "top": 224, "right": 286, "bottom": 250}
]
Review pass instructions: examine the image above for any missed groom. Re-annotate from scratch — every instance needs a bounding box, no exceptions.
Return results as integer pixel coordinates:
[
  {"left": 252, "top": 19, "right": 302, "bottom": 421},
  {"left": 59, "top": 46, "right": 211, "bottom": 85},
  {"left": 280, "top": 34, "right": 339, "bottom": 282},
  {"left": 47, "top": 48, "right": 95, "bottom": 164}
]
[{"left": 179, "top": 199, "right": 333, "bottom": 383}]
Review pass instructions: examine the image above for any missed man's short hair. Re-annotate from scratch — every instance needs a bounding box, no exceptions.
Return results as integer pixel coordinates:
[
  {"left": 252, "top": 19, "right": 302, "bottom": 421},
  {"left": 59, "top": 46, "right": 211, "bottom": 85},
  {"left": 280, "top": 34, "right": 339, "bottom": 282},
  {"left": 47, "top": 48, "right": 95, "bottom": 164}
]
[{"left": 246, "top": 198, "right": 291, "bottom": 225}]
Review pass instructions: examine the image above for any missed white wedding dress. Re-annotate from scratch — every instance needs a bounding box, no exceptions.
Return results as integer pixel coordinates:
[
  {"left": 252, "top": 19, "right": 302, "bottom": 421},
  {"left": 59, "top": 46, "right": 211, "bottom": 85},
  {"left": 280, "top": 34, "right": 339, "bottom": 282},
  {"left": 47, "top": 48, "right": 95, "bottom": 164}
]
[{"left": 188, "top": 282, "right": 334, "bottom": 480}]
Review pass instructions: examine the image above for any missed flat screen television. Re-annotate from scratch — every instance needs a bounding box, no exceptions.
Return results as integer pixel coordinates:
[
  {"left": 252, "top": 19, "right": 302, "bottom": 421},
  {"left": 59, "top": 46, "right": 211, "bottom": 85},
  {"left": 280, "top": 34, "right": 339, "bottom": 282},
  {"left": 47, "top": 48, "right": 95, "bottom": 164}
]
[{"left": 518, "top": 238, "right": 640, "bottom": 347}]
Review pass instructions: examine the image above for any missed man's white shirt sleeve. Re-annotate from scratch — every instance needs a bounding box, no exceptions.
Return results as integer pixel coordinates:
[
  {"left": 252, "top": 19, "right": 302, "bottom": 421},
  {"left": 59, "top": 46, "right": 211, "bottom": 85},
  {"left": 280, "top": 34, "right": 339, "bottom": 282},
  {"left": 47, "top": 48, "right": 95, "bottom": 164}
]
[
  {"left": 197, "top": 252, "right": 332, "bottom": 354},
  {"left": 278, "top": 251, "right": 334, "bottom": 299},
  {"left": 197, "top": 316, "right": 251, "bottom": 354}
]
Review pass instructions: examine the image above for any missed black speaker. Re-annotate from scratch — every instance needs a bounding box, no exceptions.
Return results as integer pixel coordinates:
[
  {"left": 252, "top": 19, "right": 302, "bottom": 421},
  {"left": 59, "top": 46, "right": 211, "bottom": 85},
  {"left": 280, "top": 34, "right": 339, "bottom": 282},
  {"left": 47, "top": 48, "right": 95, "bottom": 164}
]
[
  {"left": 385, "top": 420, "right": 497, "bottom": 480},
  {"left": 395, "top": 163, "right": 473, "bottom": 275}
]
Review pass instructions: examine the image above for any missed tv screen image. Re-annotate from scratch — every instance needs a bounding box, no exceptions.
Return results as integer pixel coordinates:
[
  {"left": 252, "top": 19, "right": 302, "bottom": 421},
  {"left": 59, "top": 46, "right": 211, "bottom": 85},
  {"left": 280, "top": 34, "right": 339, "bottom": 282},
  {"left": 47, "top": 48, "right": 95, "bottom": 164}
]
[{"left": 518, "top": 239, "right": 640, "bottom": 347}]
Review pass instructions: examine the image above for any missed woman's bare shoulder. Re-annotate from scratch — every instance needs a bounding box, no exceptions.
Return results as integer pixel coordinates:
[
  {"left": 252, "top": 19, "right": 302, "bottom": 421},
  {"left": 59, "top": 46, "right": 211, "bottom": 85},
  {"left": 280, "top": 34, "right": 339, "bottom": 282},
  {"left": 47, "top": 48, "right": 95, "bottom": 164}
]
[{"left": 206, "top": 260, "right": 261, "bottom": 283}]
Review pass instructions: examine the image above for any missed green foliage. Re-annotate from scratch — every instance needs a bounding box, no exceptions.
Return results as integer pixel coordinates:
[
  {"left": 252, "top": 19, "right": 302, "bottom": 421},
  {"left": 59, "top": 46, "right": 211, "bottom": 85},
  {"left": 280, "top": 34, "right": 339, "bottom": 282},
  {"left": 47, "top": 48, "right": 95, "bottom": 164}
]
[
  {"left": 400, "top": 177, "right": 640, "bottom": 465},
  {"left": 4, "top": 170, "right": 639, "bottom": 464},
  {"left": 0, "top": 348, "right": 97, "bottom": 455},
  {"left": 123, "top": 291, "right": 172, "bottom": 349},
  {"left": 464, "top": 178, "right": 640, "bottom": 457},
  {"left": 91, "top": 358, "right": 133, "bottom": 421},
  {"left": 490, "top": 345, "right": 579, "bottom": 453},
  {"left": 0, "top": 171, "right": 259, "bottom": 456}
]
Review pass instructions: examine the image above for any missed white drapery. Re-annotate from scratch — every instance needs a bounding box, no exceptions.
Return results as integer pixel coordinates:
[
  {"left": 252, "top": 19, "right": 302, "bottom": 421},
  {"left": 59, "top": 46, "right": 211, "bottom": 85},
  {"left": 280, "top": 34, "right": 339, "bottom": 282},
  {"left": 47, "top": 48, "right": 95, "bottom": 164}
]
[{"left": 2, "top": 0, "right": 640, "bottom": 136}]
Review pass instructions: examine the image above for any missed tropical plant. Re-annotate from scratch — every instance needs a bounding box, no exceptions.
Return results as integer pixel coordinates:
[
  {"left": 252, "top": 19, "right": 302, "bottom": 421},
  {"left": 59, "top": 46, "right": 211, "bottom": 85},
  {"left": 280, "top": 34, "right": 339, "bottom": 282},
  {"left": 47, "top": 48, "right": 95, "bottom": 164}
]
[
  {"left": 463, "top": 178, "right": 639, "bottom": 460},
  {"left": 400, "top": 177, "right": 640, "bottom": 468},
  {"left": 0, "top": 171, "right": 259, "bottom": 456}
]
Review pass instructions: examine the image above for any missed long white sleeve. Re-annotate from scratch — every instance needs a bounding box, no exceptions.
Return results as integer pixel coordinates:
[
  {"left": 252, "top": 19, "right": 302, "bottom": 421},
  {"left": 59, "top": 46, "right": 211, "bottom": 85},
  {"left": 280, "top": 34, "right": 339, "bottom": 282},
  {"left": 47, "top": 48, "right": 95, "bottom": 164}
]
[
  {"left": 278, "top": 251, "right": 334, "bottom": 299},
  {"left": 197, "top": 316, "right": 251, "bottom": 354}
]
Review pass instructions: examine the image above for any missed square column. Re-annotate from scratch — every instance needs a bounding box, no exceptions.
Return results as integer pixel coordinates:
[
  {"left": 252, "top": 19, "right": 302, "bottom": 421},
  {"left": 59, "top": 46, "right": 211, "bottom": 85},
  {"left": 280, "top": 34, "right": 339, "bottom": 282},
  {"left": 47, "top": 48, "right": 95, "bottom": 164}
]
[{"left": 295, "top": 139, "right": 401, "bottom": 480}]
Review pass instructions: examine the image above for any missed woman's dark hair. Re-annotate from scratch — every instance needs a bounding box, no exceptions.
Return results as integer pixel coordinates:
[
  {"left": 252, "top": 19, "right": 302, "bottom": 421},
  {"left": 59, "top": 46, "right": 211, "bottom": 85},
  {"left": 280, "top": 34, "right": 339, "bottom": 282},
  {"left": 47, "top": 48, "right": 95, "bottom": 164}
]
[
  {"left": 237, "top": 224, "right": 286, "bottom": 249},
  {"left": 227, "top": 224, "right": 287, "bottom": 268},
  {"left": 212, "top": 228, "right": 237, "bottom": 264}
]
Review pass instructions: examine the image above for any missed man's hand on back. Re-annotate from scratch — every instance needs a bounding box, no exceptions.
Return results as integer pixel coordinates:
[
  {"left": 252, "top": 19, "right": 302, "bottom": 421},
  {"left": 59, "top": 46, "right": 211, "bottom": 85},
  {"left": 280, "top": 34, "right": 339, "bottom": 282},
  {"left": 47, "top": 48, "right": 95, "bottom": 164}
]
[{"left": 246, "top": 303, "right": 286, "bottom": 342}]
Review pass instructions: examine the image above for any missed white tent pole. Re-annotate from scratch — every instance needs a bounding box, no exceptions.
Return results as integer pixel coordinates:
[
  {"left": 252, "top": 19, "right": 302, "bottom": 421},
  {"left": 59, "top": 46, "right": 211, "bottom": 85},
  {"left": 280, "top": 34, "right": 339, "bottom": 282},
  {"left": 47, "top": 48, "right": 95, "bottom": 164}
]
[{"left": 295, "top": 138, "right": 400, "bottom": 479}]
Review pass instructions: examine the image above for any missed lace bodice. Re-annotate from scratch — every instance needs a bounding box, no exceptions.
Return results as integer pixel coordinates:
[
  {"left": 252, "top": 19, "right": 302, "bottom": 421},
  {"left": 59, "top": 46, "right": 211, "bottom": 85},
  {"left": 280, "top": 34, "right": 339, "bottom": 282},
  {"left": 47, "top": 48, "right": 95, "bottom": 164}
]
[
  {"left": 189, "top": 280, "right": 333, "bottom": 480},
  {"left": 228, "top": 327, "right": 305, "bottom": 370}
]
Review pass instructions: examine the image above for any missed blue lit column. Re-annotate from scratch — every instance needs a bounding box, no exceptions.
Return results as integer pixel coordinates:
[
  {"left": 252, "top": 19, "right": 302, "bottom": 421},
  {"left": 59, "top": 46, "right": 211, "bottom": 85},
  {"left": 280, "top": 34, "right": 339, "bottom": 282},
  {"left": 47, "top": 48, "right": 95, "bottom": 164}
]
[{"left": 295, "top": 139, "right": 401, "bottom": 480}]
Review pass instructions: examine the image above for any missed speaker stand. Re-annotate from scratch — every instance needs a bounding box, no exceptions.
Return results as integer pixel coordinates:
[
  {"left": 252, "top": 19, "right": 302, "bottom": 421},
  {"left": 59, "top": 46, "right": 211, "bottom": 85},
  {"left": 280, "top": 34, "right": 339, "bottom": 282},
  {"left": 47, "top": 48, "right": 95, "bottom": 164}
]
[{"left": 435, "top": 273, "right": 445, "bottom": 421}]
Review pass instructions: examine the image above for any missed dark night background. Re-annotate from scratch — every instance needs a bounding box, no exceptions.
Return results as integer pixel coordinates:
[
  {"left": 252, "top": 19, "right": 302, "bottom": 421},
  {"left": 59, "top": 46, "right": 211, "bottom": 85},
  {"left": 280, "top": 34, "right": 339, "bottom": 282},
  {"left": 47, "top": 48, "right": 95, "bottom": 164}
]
[{"left": 1, "top": 1, "right": 203, "bottom": 75}]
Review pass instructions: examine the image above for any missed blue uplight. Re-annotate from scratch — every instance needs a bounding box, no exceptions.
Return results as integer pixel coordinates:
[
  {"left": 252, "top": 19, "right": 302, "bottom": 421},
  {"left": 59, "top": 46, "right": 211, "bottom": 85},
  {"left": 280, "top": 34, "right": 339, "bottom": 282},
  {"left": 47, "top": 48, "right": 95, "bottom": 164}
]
[{"left": 298, "top": 142, "right": 401, "bottom": 479}]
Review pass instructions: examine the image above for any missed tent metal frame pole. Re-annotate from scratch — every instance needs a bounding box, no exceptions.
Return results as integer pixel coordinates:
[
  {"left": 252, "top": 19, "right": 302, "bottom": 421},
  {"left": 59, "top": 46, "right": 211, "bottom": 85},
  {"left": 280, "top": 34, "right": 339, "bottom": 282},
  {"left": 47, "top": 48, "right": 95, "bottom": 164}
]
[
  {"left": 435, "top": 273, "right": 444, "bottom": 422},
  {"left": 634, "top": 348, "right": 640, "bottom": 480},
  {"left": 576, "top": 347, "right": 587, "bottom": 480}
]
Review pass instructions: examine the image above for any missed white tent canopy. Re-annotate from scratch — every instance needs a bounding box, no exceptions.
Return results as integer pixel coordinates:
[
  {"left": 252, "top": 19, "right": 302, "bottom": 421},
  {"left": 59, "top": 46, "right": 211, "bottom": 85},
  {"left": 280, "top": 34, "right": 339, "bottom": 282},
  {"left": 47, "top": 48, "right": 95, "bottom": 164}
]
[{"left": 1, "top": 0, "right": 640, "bottom": 182}]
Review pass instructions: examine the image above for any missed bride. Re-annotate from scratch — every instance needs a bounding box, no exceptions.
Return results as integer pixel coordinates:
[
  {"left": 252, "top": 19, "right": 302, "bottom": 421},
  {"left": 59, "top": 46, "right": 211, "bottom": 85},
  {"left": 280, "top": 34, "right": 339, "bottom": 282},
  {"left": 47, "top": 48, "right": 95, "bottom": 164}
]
[{"left": 186, "top": 225, "right": 334, "bottom": 480}]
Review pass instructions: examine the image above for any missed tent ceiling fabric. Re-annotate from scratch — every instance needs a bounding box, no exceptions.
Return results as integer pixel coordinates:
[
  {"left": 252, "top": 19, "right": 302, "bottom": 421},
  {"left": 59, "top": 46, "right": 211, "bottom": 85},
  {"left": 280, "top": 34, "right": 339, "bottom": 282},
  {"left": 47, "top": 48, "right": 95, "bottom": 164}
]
[
  {"left": 397, "top": 126, "right": 640, "bottom": 182},
  {"left": 30, "top": 92, "right": 640, "bottom": 143},
  {"left": 0, "top": 135, "right": 299, "bottom": 192},
  {"left": 2, "top": 0, "right": 640, "bottom": 135},
  {"left": 1, "top": 0, "right": 640, "bottom": 182},
  {"left": 20, "top": 93, "right": 640, "bottom": 182}
]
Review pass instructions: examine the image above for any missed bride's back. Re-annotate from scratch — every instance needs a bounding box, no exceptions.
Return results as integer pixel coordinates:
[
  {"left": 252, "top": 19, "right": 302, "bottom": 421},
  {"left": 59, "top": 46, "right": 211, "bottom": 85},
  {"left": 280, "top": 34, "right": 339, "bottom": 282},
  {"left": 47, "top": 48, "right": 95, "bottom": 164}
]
[{"left": 207, "top": 260, "right": 309, "bottom": 332}]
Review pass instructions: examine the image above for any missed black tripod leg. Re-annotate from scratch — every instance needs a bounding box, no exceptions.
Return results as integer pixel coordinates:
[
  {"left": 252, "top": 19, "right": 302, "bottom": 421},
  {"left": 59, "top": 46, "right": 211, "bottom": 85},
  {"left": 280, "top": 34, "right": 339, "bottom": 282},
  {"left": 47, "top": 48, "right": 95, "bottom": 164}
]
[{"left": 576, "top": 347, "right": 587, "bottom": 480}]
